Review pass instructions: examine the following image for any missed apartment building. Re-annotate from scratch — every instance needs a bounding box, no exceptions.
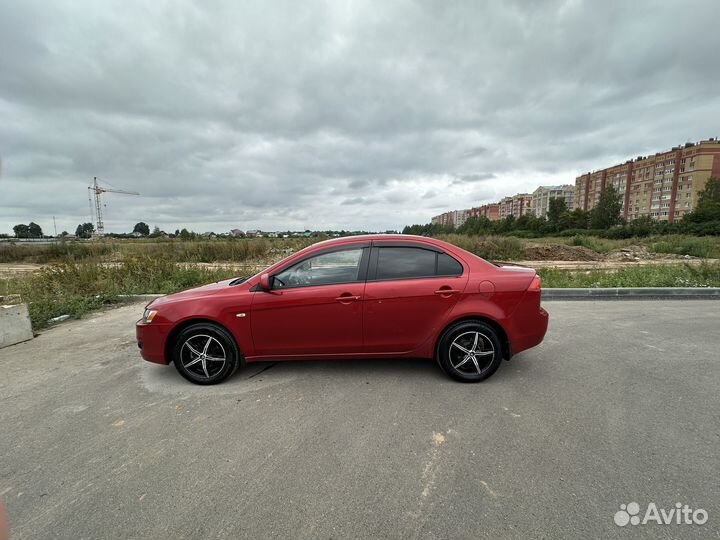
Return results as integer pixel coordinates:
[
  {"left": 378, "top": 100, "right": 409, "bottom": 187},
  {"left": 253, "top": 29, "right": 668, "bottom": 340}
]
[
  {"left": 432, "top": 204, "right": 501, "bottom": 228},
  {"left": 430, "top": 139, "right": 720, "bottom": 228},
  {"left": 575, "top": 139, "right": 720, "bottom": 222},
  {"left": 430, "top": 211, "right": 455, "bottom": 227},
  {"left": 512, "top": 194, "right": 532, "bottom": 218},
  {"left": 452, "top": 209, "right": 469, "bottom": 228},
  {"left": 498, "top": 196, "right": 513, "bottom": 219},
  {"left": 465, "top": 203, "right": 500, "bottom": 221},
  {"left": 531, "top": 185, "right": 575, "bottom": 217},
  {"left": 433, "top": 194, "right": 529, "bottom": 228}
]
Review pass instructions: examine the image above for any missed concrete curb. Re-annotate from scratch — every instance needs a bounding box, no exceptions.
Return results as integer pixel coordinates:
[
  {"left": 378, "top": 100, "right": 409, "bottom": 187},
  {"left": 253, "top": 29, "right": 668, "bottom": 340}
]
[{"left": 543, "top": 287, "right": 720, "bottom": 300}]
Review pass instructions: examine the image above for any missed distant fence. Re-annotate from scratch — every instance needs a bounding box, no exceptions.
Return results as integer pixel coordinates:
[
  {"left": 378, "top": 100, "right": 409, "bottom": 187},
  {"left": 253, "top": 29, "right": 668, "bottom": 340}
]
[{"left": 0, "top": 238, "right": 66, "bottom": 245}]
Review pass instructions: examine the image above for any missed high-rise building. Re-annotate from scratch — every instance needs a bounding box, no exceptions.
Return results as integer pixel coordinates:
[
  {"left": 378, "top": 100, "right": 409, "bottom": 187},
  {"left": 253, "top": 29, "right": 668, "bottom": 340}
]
[
  {"left": 531, "top": 185, "right": 575, "bottom": 217},
  {"left": 467, "top": 204, "right": 500, "bottom": 221},
  {"left": 453, "top": 209, "right": 469, "bottom": 228},
  {"left": 499, "top": 196, "right": 513, "bottom": 219},
  {"left": 575, "top": 139, "right": 720, "bottom": 222},
  {"left": 431, "top": 211, "right": 455, "bottom": 227},
  {"left": 511, "top": 194, "right": 532, "bottom": 218}
]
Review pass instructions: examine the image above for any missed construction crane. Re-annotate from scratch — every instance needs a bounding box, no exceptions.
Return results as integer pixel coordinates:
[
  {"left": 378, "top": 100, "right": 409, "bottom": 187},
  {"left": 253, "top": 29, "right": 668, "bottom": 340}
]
[{"left": 88, "top": 176, "right": 140, "bottom": 236}]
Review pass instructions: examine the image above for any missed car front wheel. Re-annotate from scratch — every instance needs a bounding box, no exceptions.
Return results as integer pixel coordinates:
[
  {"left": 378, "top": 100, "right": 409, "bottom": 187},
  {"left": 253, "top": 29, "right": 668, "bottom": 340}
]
[
  {"left": 436, "top": 321, "right": 503, "bottom": 383},
  {"left": 172, "top": 323, "right": 240, "bottom": 385}
]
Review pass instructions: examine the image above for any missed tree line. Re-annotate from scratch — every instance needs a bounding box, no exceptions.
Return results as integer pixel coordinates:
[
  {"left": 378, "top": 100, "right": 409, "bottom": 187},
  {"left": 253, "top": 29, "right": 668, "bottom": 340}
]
[
  {"left": 8, "top": 221, "right": 158, "bottom": 239},
  {"left": 403, "top": 178, "right": 720, "bottom": 238}
]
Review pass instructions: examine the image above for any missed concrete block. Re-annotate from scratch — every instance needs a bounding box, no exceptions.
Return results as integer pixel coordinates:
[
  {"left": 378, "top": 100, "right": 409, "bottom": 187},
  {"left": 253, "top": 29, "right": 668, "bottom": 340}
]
[{"left": 0, "top": 303, "right": 34, "bottom": 349}]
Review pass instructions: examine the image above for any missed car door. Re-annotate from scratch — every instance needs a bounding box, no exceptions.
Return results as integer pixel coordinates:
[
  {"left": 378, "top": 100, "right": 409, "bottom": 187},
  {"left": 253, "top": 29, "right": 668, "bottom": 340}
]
[
  {"left": 250, "top": 246, "right": 369, "bottom": 357},
  {"left": 362, "top": 244, "right": 467, "bottom": 354}
]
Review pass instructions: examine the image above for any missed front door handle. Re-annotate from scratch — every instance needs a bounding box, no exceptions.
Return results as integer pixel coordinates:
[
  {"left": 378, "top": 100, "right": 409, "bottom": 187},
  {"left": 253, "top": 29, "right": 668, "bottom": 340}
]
[{"left": 335, "top": 294, "right": 361, "bottom": 303}]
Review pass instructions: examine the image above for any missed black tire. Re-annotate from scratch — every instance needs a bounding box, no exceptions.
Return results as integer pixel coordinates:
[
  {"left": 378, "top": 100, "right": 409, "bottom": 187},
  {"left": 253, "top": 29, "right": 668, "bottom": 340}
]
[
  {"left": 172, "top": 323, "right": 240, "bottom": 385},
  {"left": 436, "top": 321, "right": 503, "bottom": 383}
]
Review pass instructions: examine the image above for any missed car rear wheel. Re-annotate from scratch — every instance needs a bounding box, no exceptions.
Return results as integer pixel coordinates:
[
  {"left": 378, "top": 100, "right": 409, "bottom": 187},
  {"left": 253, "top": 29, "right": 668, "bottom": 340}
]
[
  {"left": 172, "top": 323, "right": 240, "bottom": 385},
  {"left": 436, "top": 321, "right": 503, "bottom": 383}
]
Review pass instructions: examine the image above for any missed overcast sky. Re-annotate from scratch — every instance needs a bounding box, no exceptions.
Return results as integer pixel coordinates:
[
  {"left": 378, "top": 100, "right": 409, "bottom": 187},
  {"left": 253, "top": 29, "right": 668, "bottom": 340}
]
[{"left": 1, "top": 0, "right": 719, "bottom": 235}]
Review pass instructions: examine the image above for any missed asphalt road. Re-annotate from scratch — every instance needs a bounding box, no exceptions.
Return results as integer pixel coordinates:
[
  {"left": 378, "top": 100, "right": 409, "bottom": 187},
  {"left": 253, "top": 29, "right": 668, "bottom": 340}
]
[{"left": 1, "top": 300, "right": 718, "bottom": 539}]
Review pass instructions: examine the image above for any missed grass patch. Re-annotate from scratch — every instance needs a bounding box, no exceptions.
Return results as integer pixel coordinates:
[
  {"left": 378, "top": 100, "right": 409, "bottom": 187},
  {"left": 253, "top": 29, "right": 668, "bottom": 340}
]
[
  {"left": 649, "top": 235, "right": 720, "bottom": 259},
  {"left": 1, "top": 257, "right": 239, "bottom": 330},
  {"left": 0, "top": 237, "right": 315, "bottom": 264},
  {"left": 437, "top": 234, "right": 525, "bottom": 260},
  {"left": 538, "top": 262, "right": 720, "bottom": 288},
  {"left": 0, "top": 241, "right": 115, "bottom": 263},
  {"left": 567, "top": 234, "right": 613, "bottom": 254}
]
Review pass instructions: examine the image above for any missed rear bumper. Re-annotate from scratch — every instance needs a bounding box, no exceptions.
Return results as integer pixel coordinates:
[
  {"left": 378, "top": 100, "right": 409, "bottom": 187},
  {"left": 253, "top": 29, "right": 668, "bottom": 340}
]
[
  {"left": 136, "top": 321, "right": 172, "bottom": 365},
  {"left": 507, "top": 306, "right": 549, "bottom": 355}
]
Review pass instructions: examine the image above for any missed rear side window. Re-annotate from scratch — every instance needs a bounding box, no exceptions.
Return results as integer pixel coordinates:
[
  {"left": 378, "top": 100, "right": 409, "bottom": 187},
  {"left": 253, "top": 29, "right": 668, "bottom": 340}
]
[
  {"left": 375, "top": 247, "right": 463, "bottom": 280},
  {"left": 437, "top": 253, "right": 463, "bottom": 276}
]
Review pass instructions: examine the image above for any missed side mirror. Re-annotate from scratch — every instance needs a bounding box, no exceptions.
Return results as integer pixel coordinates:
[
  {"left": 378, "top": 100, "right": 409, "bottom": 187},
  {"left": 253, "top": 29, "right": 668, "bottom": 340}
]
[{"left": 259, "top": 273, "right": 272, "bottom": 291}]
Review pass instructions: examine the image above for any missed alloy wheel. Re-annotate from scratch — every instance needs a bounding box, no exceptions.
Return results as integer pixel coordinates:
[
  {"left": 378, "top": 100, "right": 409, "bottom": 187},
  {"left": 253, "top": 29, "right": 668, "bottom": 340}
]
[
  {"left": 180, "top": 334, "right": 227, "bottom": 380},
  {"left": 448, "top": 331, "right": 495, "bottom": 376}
]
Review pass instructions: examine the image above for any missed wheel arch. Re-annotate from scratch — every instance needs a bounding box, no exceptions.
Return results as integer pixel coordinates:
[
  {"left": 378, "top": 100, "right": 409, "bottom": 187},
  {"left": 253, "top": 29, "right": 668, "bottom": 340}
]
[
  {"left": 164, "top": 318, "right": 244, "bottom": 365},
  {"left": 435, "top": 315, "right": 511, "bottom": 360}
]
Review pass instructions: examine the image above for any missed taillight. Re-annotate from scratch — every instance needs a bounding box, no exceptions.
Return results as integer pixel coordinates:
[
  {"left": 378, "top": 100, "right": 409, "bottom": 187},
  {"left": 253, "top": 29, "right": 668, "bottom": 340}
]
[{"left": 528, "top": 275, "right": 541, "bottom": 291}]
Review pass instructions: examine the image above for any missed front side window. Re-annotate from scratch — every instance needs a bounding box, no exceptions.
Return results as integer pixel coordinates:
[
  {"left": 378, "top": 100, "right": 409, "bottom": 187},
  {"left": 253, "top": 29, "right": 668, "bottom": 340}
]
[
  {"left": 375, "top": 247, "right": 463, "bottom": 280},
  {"left": 273, "top": 248, "right": 364, "bottom": 289}
]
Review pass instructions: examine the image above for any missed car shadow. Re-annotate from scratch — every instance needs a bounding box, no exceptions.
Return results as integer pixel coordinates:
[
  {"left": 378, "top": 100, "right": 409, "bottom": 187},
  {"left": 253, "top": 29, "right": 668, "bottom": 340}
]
[
  {"left": 237, "top": 357, "right": 446, "bottom": 381},
  {"left": 141, "top": 354, "right": 535, "bottom": 393}
]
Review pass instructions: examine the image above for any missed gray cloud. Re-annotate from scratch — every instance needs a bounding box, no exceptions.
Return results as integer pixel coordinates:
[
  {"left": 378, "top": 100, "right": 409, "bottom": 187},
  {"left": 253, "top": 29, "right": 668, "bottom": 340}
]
[{"left": 1, "top": 0, "right": 719, "bottom": 234}]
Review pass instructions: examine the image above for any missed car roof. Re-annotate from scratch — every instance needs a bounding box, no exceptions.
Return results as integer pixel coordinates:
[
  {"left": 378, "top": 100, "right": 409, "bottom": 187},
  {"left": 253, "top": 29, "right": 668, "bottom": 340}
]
[
  {"left": 296, "top": 234, "right": 472, "bottom": 259},
  {"left": 309, "top": 234, "right": 441, "bottom": 247}
]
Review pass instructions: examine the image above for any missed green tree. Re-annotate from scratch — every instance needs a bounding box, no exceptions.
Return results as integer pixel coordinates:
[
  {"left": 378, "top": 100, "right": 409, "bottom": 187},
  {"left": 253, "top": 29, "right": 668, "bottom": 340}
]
[
  {"left": 133, "top": 222, "right": 150, "bottom": 236},
  {"left": 457, "top": 216, "right": 492, "bottom": 235},
  {"left": 625, "top": 215, "right": 656, "bottom": 237},
  {"left": 547, "top": 197, "right": 567, "bottom": 230},
  {"left": 684, "top": 177, "right": 720, "bottom": 222},
  {"left": 514, "top": 214, "right": 530, "bottom": 229},
  {"left": 179, "top": 228, "right": 192, "bottom": 240},
  {"left": 590, "top": 185, "right": 623, "bottom": 229},
  {"left": 13, "top": 224, "right": 29, "bottom": 238},
  {"left": 514, "top": 213, "right": 546, "bottom": 232},
  {"left": 560, "top": 208, "right": 590, "bottom": 230},
  {"left": 495, "top": 215, "right": 516, "bottom": 233},
  {"left": 150, "top": 226, "right": 161, "bottom": 237},
  {"left": 27, "top": 222, "right": 43, "bottom": 237},
  {"left": 402, "top": 223, "right": 454, "bottom": 236},
  {"left": 75, "top": 222, "right": 95, "bottom": 239}
]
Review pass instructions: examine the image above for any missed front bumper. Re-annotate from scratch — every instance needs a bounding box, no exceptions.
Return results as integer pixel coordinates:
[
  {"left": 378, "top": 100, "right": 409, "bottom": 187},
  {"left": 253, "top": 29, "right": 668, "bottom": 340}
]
[{"left": 136, "top": 320, "right": 172, "bottom": 365}]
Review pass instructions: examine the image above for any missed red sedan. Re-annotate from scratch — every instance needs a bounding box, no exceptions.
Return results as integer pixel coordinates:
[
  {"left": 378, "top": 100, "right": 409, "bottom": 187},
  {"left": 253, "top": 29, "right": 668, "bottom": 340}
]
[{"left": 136, "top": 235, "right": 548, "bottom": 384}]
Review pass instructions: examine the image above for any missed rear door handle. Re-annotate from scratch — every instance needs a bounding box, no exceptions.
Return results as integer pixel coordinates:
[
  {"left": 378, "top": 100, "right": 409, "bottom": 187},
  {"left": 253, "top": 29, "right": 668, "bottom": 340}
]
[
  {"left": 434, "top": 288, "right": 460, "bottom": 295},
  {"left": 335, "top": 294, "right": 361, "bottom": 303}
]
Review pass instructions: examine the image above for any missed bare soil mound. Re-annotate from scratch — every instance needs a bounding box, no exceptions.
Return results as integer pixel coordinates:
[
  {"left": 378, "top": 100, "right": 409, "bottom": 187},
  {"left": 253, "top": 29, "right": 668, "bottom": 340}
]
[{"left": 522, "top": 244, "right": 601, "bottom": 261}]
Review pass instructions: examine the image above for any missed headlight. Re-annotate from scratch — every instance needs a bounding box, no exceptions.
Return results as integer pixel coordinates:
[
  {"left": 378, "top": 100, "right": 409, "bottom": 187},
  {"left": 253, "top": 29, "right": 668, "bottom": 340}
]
[{"left": 142, "top": 309, "right": 158, "bottom": 323}]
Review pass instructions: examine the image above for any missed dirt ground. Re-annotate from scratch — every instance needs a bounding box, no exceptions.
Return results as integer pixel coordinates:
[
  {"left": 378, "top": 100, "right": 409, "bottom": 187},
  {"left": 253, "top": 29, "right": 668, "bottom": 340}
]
[
  {"left": 0, "top": 263, "right": 43, "bottom": 277},
  {"left": 501, "top": 243, "right": 718, "bottom": 270}
]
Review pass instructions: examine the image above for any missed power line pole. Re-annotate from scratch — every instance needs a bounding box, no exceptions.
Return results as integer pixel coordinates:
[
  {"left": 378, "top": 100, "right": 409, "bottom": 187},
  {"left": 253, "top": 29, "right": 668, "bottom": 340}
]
[{"left": 53, "top": 216, "right": 57, "bottom": 237}]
